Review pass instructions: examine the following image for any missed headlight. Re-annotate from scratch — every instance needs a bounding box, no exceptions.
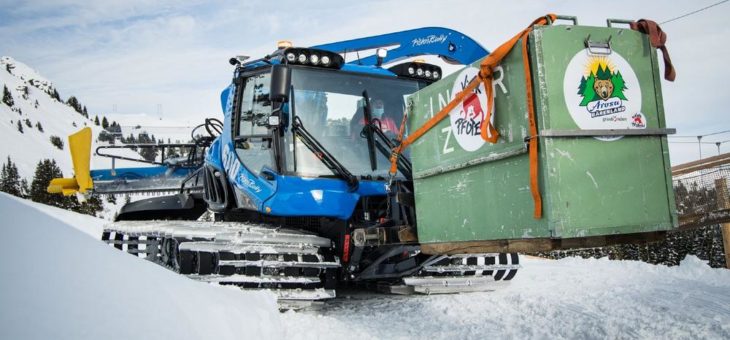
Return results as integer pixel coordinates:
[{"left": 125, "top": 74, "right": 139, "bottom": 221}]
[
  {"left": 387, "top": 62, "right": 443, "bottom": 83},
  {"left": 282, "top": 47, "right": 344, "bottom": 69}
]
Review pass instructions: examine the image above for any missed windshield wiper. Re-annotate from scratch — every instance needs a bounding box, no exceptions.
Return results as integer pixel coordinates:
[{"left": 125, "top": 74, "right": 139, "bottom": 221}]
[
  {"left": 291, "top": 88, "right": 359, "bottom": 191},
  {"left": 359, "top": 91, "right": 412, "bottom": 179},
  {"left": 361, "top": 91, "right": 378, "bottom": 172}
]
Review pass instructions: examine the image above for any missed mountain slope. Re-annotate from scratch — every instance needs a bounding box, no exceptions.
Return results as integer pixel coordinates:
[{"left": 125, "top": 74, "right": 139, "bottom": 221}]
[
  {"left": 0, "top": 56, "right": 99, "bottom": 178},
  {"left": 0, "top": 56, "right": 155, "bottom": 180}
]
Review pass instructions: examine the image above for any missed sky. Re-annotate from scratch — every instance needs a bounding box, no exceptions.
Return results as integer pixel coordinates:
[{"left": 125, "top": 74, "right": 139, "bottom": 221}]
[{"left": 1, "top": 0, "right": 728, "bottom": 165}]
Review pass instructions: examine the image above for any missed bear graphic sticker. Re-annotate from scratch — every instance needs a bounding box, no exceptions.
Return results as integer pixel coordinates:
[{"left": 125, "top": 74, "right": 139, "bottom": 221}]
[{"left": 563, "top": 50, "right": 645, "bottom": 141}]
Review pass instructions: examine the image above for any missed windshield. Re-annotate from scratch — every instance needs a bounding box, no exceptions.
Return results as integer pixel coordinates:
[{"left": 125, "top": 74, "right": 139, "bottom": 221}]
[{"left": 287, "top": 67, "right": 420, "bottom": 178}]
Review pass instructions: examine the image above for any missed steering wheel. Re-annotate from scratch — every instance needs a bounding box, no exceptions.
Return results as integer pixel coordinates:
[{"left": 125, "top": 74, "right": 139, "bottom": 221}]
[{"left": 205, "top": 118, "right": 223, "bottom": 137}]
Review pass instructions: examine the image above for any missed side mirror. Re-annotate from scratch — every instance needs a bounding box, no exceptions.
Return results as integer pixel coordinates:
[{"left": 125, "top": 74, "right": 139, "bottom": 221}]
[{"left": 269, "top": 64, "right": 291, "bottom": 102}]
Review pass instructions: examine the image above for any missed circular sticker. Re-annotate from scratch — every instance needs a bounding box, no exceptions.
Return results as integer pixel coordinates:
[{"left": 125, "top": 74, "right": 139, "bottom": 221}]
[
  {"left": 449, "top": 67, "right": 489, "bottom": 152},
  {"left": 563, "top": 49, "right": 644, "bottom": 141}
]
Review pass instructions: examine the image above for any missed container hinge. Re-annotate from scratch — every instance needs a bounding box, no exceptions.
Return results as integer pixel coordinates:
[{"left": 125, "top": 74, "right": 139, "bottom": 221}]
[
  {"left": 584, "top": 34, "right": 612, "bottom": 55},
  {"left": 537, "top": 128, "right": 676, "bottom": 138}
]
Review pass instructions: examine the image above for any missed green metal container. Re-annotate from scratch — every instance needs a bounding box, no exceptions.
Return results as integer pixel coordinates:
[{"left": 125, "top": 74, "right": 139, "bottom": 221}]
[{"left": 409, "top": 20, "right": 677, "bottom": 251}]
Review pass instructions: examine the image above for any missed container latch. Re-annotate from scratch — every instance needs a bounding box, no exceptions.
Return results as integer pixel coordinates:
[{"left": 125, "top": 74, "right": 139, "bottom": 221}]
[{"left": 584, "top": 34, "right": 612, "bottom": 55}]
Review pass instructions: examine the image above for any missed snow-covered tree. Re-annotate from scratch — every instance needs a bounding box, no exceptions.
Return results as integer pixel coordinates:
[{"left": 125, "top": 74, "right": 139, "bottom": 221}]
[
  {"left": 66, "top": 96, "right": 83, "bottom": 114},
  {"left": 30, "top": 159, "right": 71, "bottom": 208},
  {"left": 3, "top": 85, "right": 14, "bottom": 107},
  {"left": 137, "top": 132, "right": 159, "bottom": 162},
  {"left": 0, "top": 156, "right": 23, "bottom": 197},
  {"left": 16, "top": 120, "right": 23, "bottom": 133},
  {"left": 101, "top": 116, "right": 109, "bottom": 129},
  {"left": 76, "top": 194, "right": 103, "bottom": 216},
  {"left": 98, "top": 130, "right": 115, "bottom": 143},
  {"left": 36, "top": 121, "right": 44, "bottom": 132},
  {"left": 94, "top": 116, "right": 100, "bottom": 126},
  {"left": 50, "top": 135, "right": 64, "bottom": 149},
  {"left": 51, "top": 89, "right": 61, "bottom": 101}
]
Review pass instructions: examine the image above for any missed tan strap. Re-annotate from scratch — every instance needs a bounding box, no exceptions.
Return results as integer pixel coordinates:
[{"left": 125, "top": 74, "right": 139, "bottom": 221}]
[{"left": 630, "top": 19, "right": 676, "bottom": 81}]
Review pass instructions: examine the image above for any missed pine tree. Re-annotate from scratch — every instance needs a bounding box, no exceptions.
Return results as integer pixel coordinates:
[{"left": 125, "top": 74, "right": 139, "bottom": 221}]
[
  {"left": 66, "top": 96, "right": 82, "bottom": 114},
  {"left": 5, "top": 64, "right": 10, "bottom": 74},
  {"left": 0, "top": 156, "right": 23, "bottom": 197},
  {"left": 101, "top": 116, "right": 109, "bottom": 129},
  {"left": 16, "top": 120, "right": 23, "bottom": 133},
  {"left": 30, "top": 159, "right": 74, "bottom": 208},
  {"left": 19, "top": 178, "right": 30, "bottom": 198},
  {"left": 98, "top": 130, "right": 115, "bottom": 143},
  {"left": 94, "top": 116, "right": 100, "bottom": 126},
  {"left": 76, "top": 194, "right": 103, "bottom": 216},
  {"left": 138, "top": 132, "right": 159, "bottom": 161},
  {"left": 36, "top": 121, "right": 44, "bottom": 132},
  {"left": 3, "top": 85, "right": 14, "bottom": 107},
  {"left": 82, "top": 106, "right": 88, "bottom": 118},
  {"left": 50, "top": 135, "right": 64, "bottom": 149},
  {"left": 24, "top": 118, "right": 32, "bottom": 128},
  {"left": 52, "top": 89, "right": 61, "bottom": 101}
]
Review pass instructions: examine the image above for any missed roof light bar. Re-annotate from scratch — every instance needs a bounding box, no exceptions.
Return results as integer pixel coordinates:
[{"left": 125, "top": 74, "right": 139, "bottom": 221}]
[
  {"left": 282, "top": 48, "right": 344, "bottom": 69},
  {"left": 388, "top": 61, "right": 442, "bottom": 82}
]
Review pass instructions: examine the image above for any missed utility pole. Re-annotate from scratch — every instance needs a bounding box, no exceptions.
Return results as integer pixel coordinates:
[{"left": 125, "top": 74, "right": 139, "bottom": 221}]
[{"left": 697, "top": 135, "right": 703, "bottom": 159}]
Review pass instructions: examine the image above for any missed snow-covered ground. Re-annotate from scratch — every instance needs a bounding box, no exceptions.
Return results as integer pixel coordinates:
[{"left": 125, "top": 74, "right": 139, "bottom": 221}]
[
  {"left": 0, "top": 193, "right": 282, "bottom": 340},
  {"left": 1, "top": 192, "right": 728, "bottom": 340}
]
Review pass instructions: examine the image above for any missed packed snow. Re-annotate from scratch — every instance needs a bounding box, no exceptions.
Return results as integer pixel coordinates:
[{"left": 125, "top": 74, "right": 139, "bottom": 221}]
[{"left": 0, "top": 192, "right": 728, "bottom": 339}]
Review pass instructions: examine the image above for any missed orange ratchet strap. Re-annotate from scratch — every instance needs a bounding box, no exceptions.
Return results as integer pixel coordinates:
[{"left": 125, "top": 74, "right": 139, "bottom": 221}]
[{"left": 389, "top": 14, "right": 556, "bottom": 219}]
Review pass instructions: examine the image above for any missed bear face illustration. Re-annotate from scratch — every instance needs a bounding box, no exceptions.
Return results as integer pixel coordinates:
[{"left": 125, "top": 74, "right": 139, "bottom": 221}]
[{"left": 593, "top": 79, "right": 614, "bottom": 100}]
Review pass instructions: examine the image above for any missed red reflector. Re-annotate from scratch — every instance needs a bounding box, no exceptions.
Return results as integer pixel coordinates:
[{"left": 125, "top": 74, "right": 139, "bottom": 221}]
[{"left": 342, "top": 234, "right": 351, "bottom": 264}]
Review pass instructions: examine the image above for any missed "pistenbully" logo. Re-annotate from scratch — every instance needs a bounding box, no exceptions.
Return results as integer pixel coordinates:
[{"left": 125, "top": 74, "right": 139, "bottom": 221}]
[{"left": 412, "top": 34, "right": 447, "bottom": 46}]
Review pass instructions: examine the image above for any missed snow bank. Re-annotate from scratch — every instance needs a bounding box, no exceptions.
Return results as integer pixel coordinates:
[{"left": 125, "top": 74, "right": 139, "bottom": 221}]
[
  {"left": 0, "top": 193, "right": 282, "bottom": 340},
  {"left": 1, "top": 192, "right": 728, "bottom": 340}
]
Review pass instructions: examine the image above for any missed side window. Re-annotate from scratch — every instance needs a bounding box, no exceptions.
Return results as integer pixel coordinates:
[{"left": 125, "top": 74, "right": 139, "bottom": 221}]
[
  {"left": 238, "top": 73, "right": 271, "bottom": 136},
  {"left": 235, "top": 72, "right": 273, "bottom": 175}
]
